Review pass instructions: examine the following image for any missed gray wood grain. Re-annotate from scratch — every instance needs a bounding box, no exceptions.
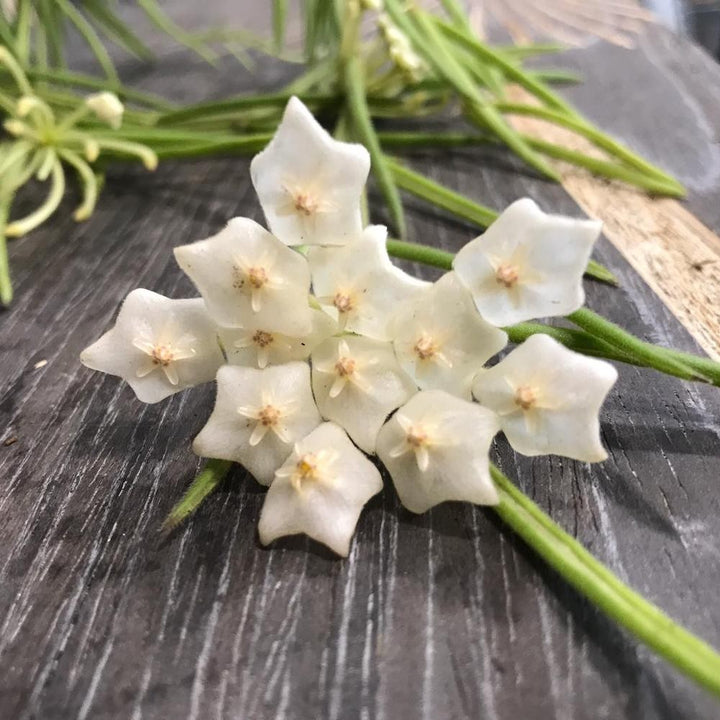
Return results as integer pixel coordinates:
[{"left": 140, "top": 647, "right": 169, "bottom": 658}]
[{"left": 1, "top": 7, "right": 720, "bottom": 720}]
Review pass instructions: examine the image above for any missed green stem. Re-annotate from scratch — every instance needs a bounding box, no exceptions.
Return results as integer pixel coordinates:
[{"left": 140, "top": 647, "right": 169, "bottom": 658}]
[
  {"left": 6, "top": 158, "right": 65, "bottom": 237},
  {"left": 386, "top": 238, "right": 455, "bottom": 271},
  {"left": 491, "top": 466, "right": 720, "bottom": 698},
  {"left": 387, "top": 158, "right": 497, "bottom": 227},
  {"left": 569, "top": 308, "right": 718, "bottom": 385},
  {"left": 0, "top": 193, "right": 13, "bottom": 305},
  {"left": 162, "top": 459, "right": 232, "bottom": 532},
  {"left": 377, "top": 131, "right": 684, "bottom": 196},
  {"left": 343, "top": 55, "right": 406, "bottom": 237},
  {"left": 495, "top": 101, "right": 684, "bottom": 194}
]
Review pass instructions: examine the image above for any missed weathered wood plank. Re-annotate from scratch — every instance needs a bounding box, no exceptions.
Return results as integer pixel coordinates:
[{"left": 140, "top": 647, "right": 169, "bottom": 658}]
[{"left": 1, "top": 7, "right": 720, "bottom": 720}]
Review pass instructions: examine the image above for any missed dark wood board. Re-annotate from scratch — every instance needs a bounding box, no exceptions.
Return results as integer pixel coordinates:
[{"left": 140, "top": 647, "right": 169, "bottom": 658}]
[{"left": 1, "top": 6, "right": 720, "bottom": 720}]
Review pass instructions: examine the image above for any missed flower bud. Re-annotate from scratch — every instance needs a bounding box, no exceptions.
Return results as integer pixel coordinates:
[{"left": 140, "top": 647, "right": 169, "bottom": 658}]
[{"left": 85, "top": 92, "right": 124, "bottom": 129}]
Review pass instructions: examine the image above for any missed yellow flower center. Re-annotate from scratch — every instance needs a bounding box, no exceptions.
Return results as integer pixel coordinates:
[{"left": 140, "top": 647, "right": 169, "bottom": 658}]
[
  {"left": 258, "top": 405, "right": 281, "bottom": 427},
  {"left": 495, "top": 262, "right": 520, "bottom": 288},
  {"left": 514, "top": 385, "right": 537, "bottom": 410},
  {"left": 413, "top": 333, "right": 438, "bottom": 360},
  {"left": 333, "top": 292, "right": 354, "bottom": 314},
  {"left": 252, "top": 330, "right": 274, "bottom": 348},
  {"left": 334, "top": 356, "right": 356, "bottom": 377},
  {"left": 151, "top": 344, "right": 174, "bottom": 366}
]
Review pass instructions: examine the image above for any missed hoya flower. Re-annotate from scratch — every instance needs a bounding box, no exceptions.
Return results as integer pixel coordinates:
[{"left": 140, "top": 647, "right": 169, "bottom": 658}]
[
  {"left": 250, "top": 96, "right": 370, "bottom": 247},
  {"left": 219, "top": 307, "right": 337, "bottom": 369},
  {"left": 311, "top": 335, "right": 416, "bottom": 453},
  {"left": 472, "top": 334, "right": 618, "bottom": 462},
  {"left": 193, "top": 363, "right": 321, "bottom": 486},
  {"left": 308, "top": 224, "right": 428, "bottom": 340},
  {"left": 174, "top": 217, "right": 312, "bottom": 336},
  {"left": 391, "top": 272, "right": 507, "bottom": 399},
  {"left": 452, "top": 198, "right": 602, "bottom": 326},
  {"left": 258, "top": 422, "right": 383, "bottom": 556},
  {"left": 80, "top": 289, "right": 223, "bottom": 404},
  {"left": 85, "top": 92, "right": 124, "bottom": 129},
  {"left": 376, "top": 390, "right": 500, "bottom": 513}
]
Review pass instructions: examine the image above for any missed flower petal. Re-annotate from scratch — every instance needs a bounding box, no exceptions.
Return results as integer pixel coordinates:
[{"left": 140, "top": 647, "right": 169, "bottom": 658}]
[
  {"left": 311, "top": 335, "right": 417, "bottom": 453},
  {"left": 377, "top": 390, "right": 500, "bottom": 513},
  {"left": 192, "top": 362, "right": 322, "bottom": 485},
  {"left": 251, "top": 96, "right": 370, "bottom": 247},
  {"left": 258, "top": 423, "right": 383, "bottom": 556},
  {"left": 174, "top": 217, "right": 313, "bottom": 335},
  {"left": 80, "top": 289, "right": 223, "bottom": 404},
  {"left": 391, "top": 272, "right": 507, "bottom": 399},
  {"left": 472, "top": 334, "right": 617, "bottom": 461},
  {"left": 453, "top": 198, "right": 601, "bottom": 325}
]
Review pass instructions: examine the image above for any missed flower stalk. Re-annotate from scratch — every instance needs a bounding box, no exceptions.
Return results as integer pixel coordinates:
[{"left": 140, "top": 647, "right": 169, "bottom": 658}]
[{"left": 491, "top": 465, "right": 720, "bottom": 698}]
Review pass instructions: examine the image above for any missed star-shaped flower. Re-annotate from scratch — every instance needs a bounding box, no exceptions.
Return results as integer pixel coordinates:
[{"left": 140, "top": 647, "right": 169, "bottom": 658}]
[
  {"left": 258, "top": 422, "right": 383, "bottom": 556},
  {"left": 80, "top": 289, "right": 223, "bottom": 403},
  {"left": 192, "top": 362, "right": 322, "bottom": 486},
  {"left": 376, "top": 390, "right": 500, "bottom": 513},
  {"left": 391, "top": 272, "right": 508, "bottom": 399},
  {"left": 311, "top": 335, "right": 417, "bottom": 453},
  {"left": 250, "top": 96, "right": 371, "bottom": 247},
  {"left": 452, "top": 198, "right": 602, "bottom": 326},
  {"left": 308, "top": 224, "right": 429, "bottom": 340},
  {"left": 472, "top": 334, "right": 618, "bottom": 461},
  {"left": 218, "top": 307, "right": 337, "bottom": 369},
  {"left": 174, "top": 217, "right": 312, "bottom": 335}
]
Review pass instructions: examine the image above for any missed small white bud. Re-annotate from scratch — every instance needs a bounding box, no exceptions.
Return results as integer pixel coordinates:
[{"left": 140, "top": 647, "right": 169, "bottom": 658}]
[{"left": 85, "top": 92, "right": 124, "bottom": 129}]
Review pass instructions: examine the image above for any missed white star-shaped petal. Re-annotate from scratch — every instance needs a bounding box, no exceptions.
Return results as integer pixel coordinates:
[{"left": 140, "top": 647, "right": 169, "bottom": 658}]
[
  {"left": 391, "top": 272, "right": 508, "bottom": 399},
  {"left": 312, "top": 335, "right": 417, "bottom": 453},
  {"left": 308, "top": 224, "right": 429, "bottom": 340},
  {"left": 218, "top": 307, "right": 337, "bottom": 369},
  {"left": 192, "top": 362, "right": 322, "bottom": 486},
  {"left": 376, "top": 390, "right": 500, "bottom": 513},
  {"left": 174, "top": 217, "right": 312, "bottom": 335},
  {"left": 80, "top": 289, "right": 223, "bottom": 403},
  {"left": 258, "top": 422, "right": 383, "bottom": 556},
  {"left": 472, "top": 334, "right": 618, "bottom": 461},
  {"left": 453, "top": 198, "right": 602, "bottom": 326},
  {"left": 250, "top": 96, "right": 371, "bottom": 247}
]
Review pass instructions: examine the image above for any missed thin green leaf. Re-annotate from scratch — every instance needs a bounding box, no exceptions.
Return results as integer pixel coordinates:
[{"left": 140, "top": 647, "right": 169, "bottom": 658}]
[
  {"left": 81, "top": 1, "right": 154, "bottom": 60},
  {"left": 344, "top": 55, "right": 406, "bottom": 238},
  {"left": 54, "top": 0, "right": 119, "bottom": 82},
  {"left": 162, "top": 460, "right": 232, "bottom": 533},
  {"left": 273, "top": 0, "right": 288, "bottom": 52},
  {"left": 491, "top": 465, "right": 720, "bottom": 698}
]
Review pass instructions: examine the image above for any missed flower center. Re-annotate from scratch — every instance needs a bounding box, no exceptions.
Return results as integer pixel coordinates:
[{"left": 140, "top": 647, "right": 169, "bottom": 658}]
[
  {"left": 406, "top": 425, "right": 429, "bottom": 448},
  {"left": 258, "top": 404, "right": 281, "bottom": 427},
  {"left": 151, "top": 344, "right": 174, "bottom": 366},
  {"left": 252, "top": 330, "right": 274, "bottom": 348},
  {"left": 514, "top": 385, "right": 537, "bottom": 410},
  {"left": 414, "top": 333, "right": 438, "bottom": 360},
  {"left": 293, "top": 191, "right": 319, "bottom": 216},
  {"left": 495, "top": 263, "right": 520, "bottom": 288},
  {"left": 334, "top": 356, "right": 356, "bottom": 377},
  {"left": 247, "top": 266, "right": 268, "bottom": 289},
  {"left": 333, "top": 292, "right": 354, "bottom": 315}
]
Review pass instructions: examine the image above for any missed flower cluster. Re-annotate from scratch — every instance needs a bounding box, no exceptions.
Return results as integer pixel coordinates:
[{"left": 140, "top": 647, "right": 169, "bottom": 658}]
[{"left": 81, "top": 97, "right": 617, "bottom": 557}]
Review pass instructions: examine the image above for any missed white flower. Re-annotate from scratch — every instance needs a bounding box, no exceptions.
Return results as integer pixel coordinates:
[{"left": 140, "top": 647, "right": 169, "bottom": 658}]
[
  {"left": 311, "top": 335, "right": 416, "bottom": 453},
  {"left": 472, "top": 334, "right": 618, "bottom": 462},
  {"left": 192, "top": 363, "right": 321, "bottom": 486},
  {"left": 85, "top": 92, "right": 124, "bottom": 129},
  {"left": 250, "top": 96, "right": 370, "bottom": 247},
  {"left": 452, "top": 198, "right": 602, "bottom": 326},
  {"left": 219, "top": 307, "right": 337, "bottom": 369},
  {"left": 308, "top": 224, "right": 428, "bottom": 340},
  {"left": 376, "top": 390, "right": 500, "bottom": 513},
  {"left": 258, "top": 422, "right": 383, "bottom": 556},
  {"left": 80, "top": 289, "right": 223, "bottom": 404},
  {"left": 391, "top": 272, "right": 507, "bottom": 399},
  {"left": 174, "top": 217, "right": 312, "bottom": 336}
]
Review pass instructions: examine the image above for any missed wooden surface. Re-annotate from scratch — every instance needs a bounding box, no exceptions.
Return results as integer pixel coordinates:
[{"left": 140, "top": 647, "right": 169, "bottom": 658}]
[{"left": 2, "top": 6, "right": 720, "bottom": 720}]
